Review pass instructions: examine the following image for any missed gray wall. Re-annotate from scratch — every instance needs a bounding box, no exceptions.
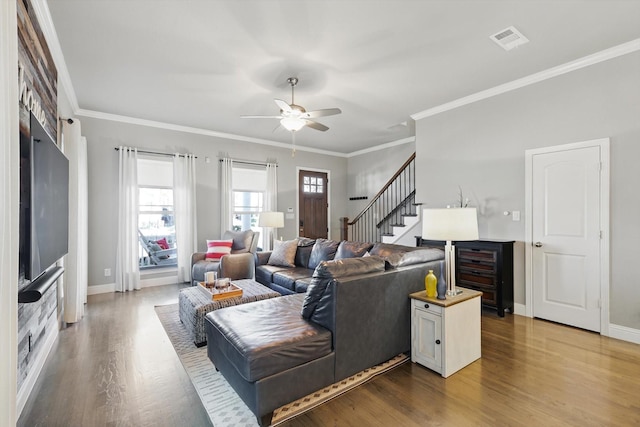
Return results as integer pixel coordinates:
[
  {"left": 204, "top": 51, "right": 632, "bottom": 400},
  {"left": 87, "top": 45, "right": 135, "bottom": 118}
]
[
  {"left": 414, "top": 51, "right": 640, "bottom": 329},
  {"left": 346, "top": 142, "right": 415, "bottom": 219},
  {"left": 81, "top": 117, "right": 347, "bottom": 287}
]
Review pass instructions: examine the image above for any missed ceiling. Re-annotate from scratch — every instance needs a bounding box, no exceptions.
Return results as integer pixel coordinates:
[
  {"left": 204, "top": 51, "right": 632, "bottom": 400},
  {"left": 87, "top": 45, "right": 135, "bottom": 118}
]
[{"left": 46, "top": 0, "right": 640, "bottom": 155}]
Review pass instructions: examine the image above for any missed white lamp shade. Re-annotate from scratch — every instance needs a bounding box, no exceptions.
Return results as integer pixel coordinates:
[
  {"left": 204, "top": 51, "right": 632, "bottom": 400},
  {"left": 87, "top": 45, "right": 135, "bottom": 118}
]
[
  {"left": 422, "top": 208, "right": 479, "bottom": 241},
  {"left": 258, "top": 211, "right": 284, "bottom": 228}
]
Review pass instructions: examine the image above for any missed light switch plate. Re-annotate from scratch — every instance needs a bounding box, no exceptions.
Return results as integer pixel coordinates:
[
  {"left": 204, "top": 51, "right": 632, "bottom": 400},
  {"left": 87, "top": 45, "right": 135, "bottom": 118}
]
[{"left": 512, "top": 211, "right": 521, "bottom": 221}]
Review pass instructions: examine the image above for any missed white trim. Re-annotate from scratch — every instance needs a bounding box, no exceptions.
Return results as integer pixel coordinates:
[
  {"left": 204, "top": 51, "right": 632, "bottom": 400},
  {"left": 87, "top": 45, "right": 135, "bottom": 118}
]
[
  {"left": 524, "top": 138, "right": 610, "bottom": 336},
  {"left": 87, "top": 283, "right": 115, "bottom": 295},
  {"left": 609, "top": 324, "right": 640, "bottom": 345},
  {"left": 16, "top": 318, "right": 58, "bottom": 417},
  {"left": 345, "top": 136, "right": 415, "bottom": 158},
  {"left": 296, "top": 167, "right": 332, "bottom": 240},
  {"left": 1, "top": 1, "right": 19, "bottom": 424},
  {"left": 411, "top": 38, "right": 640, "bottom": 121},
  {"left": 87, "top": 275, "right": 179, "bottom": 295},
  {"left": 31, "top": 0, "right": 79, "bottom": 112},
  {"left": 513, "top": 303, "right": 526, "bottom": 316},
  {"left": 77, "top": 109, "right": 348, "bottom": 158}
]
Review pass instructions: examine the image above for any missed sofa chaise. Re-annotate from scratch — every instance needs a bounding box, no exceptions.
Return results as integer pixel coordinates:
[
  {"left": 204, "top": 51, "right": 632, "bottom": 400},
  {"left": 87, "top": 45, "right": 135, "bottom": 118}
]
[{"left": 205, "top": 242, "right": 444, "bottom": 425}]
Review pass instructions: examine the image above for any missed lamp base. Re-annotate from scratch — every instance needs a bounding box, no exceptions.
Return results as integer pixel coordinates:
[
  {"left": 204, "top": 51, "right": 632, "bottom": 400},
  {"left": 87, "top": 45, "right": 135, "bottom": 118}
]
[{"left": 447, "top": 289, "right": 463, "bottom": 296}]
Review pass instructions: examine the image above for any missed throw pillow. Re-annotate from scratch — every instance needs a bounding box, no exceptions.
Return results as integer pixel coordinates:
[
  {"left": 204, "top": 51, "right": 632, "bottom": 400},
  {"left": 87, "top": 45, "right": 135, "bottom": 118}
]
[
  {"left": 148, "top": 242, "right": 163, "bottom": 252},
  {"left": 267, "top": 239, "right": 298, "bottom": 267},
  {"left": 307, "top": 238, "right": 340, "bottom": 270},
  {"left": 156, "top": 238, "right": 170, "bottom": 250},
  {"left": 222, "top": 229, "right": 254, "bottom": 253},
  {"left": 334, "top": 241, "right": 374, "bottom": 259},
  {"left": 205, "top": 239, "right": 233, "bottom": 260}
]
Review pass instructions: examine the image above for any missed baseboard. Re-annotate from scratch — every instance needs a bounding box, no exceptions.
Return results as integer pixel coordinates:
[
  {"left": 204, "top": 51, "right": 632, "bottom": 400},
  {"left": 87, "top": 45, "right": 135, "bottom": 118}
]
[
  {"left": 16, "top": 320, "right": 58, "bottom": 417},
  {"left": 513, "top": 303, "right": 526, "bottom": 316},
  {"left": 87, "top": 275, "right": 178, "bottom": 295},
  {"left": 87, "top": 282, "right": 115, "bottom": 295},
  {"left": 608, "top": 324, "right": 640, "bottom": 345}
]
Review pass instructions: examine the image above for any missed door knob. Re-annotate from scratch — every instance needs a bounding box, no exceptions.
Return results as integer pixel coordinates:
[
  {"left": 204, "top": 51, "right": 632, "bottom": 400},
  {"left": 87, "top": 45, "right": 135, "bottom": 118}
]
[{"left": 535, "top": 242, "right": 543, "bottom": 247}]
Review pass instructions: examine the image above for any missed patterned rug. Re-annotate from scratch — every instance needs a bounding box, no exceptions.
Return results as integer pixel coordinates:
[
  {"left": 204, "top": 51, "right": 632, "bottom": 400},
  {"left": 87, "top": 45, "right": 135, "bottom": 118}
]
[{"left": 155, "top": 303, "right": 409, "bottom": 426}]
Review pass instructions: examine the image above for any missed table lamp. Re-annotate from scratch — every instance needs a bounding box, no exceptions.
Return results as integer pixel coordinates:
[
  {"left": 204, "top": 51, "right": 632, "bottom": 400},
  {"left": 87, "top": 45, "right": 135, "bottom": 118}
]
[
  {"left": 258, "top": 211, "right": 284, "bottom": 251},
  {"left": 422, "top": 208, "right": 479, "bottom": 297}
]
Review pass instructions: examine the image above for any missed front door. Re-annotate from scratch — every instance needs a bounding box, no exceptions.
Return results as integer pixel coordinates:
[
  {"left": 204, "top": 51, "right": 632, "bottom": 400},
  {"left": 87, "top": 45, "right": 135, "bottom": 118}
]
[
  {"left": 530, "top": 142, "right": 605, "bottom": 332},
  {"left": 299, "top": 170, "right": 328, "bottom": 239}
]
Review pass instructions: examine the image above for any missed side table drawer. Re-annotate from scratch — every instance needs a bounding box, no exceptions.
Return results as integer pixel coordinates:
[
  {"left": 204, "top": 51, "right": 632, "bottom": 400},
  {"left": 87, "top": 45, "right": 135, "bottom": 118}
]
[{"left": 412, "top": 298, "right": 442, "bottom": 316}]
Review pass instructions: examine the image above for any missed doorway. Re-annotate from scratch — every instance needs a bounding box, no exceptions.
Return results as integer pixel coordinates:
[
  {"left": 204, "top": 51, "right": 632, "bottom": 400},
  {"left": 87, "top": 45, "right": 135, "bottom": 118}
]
[
  {"left": 298, "top": 169, "right": 328, "bottom": 239},
  {"left": 525, "top": 139, "right": 610, "bottom": 334}
]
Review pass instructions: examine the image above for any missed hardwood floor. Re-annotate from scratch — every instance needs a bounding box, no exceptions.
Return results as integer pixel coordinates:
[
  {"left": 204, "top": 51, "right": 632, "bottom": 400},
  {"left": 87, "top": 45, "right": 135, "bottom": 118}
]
[
  {"left": 18, "top": 284, "right": 211, "bottom": 427},
  {"left": 19, "top": 285, "right": 640, "bottom": 427}
]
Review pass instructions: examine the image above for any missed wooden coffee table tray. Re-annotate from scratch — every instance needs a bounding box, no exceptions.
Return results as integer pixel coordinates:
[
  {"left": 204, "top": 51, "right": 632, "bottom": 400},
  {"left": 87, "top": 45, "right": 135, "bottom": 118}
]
[{"left": 197, "top": 282, "right": 243, "bottom": 301}]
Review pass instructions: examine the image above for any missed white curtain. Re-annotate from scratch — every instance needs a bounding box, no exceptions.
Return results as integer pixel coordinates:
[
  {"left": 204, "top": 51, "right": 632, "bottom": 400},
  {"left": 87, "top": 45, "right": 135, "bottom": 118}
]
[
  {"left": 62, "top": 121, "right": 88, "bottom": 322},
  {"left": 220, "top": 158, "right": 233, "bottom": 233},
  {"left": 115, "top": 147, "right": 140, "bottom": 292},
  {"left": 173, "top": 154, "right": 197, "bottom": 283},
  {"left": 265, "top": 162, "right": 278, "bottom": 246}
]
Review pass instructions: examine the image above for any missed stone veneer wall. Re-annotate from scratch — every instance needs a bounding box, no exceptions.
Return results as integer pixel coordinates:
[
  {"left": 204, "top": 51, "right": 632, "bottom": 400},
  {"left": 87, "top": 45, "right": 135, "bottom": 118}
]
[{"left": 16, "top": 0, "right": 59, "bottom": 392}]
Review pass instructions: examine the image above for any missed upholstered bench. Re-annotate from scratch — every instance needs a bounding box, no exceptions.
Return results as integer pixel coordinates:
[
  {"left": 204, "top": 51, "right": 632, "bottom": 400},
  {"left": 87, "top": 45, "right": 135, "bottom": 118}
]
[{"left": 178, "top": 279, "right": 280, "bottom": 347}]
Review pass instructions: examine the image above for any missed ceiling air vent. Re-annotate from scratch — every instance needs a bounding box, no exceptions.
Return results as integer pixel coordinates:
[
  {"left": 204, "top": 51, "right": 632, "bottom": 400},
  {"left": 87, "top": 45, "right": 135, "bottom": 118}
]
[{"left": 490, "top": 26, "right": 529, "bottom": 51}]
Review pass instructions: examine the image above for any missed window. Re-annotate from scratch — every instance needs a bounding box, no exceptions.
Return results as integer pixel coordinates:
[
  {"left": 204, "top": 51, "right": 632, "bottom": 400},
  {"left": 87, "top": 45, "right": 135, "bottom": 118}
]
[
  {"left": 138, "top": 158, "right": 177, "bottom": 269},
  {"left": 232, "top": 166, "right": 267, "bottom": 249},
  {"left": 303, "top": 175, "right": 324, "bottom": 193}
]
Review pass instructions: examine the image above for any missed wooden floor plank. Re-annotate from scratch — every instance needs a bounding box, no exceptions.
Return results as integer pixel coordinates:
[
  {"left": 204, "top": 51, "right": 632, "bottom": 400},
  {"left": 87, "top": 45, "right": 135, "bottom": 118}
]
[{"left": 18, "top": 286, "right": 640, "bottom": 427}]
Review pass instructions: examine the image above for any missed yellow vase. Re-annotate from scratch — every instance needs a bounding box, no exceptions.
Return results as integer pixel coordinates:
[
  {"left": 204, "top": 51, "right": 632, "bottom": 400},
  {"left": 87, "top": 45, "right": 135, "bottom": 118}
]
[{"left": 425, "top": 270, "right": 437, "bottom": 298}]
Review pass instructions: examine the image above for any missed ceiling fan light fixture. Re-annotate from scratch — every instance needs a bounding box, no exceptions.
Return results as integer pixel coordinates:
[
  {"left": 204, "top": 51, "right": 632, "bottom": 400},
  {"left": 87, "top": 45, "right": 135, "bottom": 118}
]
[{"left": 281, "top": 117, "right": 305, "bottom": 132}]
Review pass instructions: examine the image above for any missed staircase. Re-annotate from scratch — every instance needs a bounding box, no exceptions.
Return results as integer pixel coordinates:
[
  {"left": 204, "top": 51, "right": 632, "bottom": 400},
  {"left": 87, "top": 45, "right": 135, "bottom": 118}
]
[{"left": 340, "top": 153, "right": 420, "bottom": 244}]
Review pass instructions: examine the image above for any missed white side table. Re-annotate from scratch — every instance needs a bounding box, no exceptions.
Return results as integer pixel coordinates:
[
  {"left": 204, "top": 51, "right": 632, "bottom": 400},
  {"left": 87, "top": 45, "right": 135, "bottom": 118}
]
[{"left": 410, "top": 287, "right": 482, "bottom": 378}]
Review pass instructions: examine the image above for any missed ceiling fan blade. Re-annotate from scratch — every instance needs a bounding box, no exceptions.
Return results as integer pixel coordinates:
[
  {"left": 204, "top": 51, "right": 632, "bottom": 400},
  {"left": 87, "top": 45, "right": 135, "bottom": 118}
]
[
  {"left": 274, "top": 99, "right": 292, "bottom": 113},
  {"left": 304, "top": 120, "right": 329, "bottom": 132},
  {"left": 240, "top": 115, "right": 282, "bottom": 119},
  {"left": 302, "top": 108, "right": 342, "bottom": 119}
]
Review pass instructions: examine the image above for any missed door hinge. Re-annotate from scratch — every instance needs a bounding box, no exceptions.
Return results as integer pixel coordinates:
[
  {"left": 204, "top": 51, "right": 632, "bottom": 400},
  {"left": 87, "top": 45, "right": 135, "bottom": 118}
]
[
  {"left": 597, "top": 298, "right": 602, "bottom": 309},
  {"left": 600, "top": 230, "right": 603, "bottom": 239}
]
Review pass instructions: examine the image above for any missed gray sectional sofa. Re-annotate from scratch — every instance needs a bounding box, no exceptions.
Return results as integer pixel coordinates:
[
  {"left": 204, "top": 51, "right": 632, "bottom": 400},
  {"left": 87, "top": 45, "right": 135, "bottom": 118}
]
[{"left": 205, "top": 240, "right": 444, "bottom": 426}]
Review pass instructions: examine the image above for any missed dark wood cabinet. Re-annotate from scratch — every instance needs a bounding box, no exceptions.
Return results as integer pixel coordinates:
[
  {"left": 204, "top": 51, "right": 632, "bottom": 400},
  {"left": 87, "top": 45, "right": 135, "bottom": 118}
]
[{"left": 416, "top": 238, "right": 514, "bottom": 317}]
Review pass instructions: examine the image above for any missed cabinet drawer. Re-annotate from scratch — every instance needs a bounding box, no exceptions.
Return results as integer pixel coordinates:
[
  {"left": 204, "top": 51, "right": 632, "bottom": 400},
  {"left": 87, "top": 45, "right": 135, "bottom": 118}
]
[
  {"left": 458, "top": 248, "right": 497, "bottom": 263},
  {"left": 458, "top": 271, "right": 496, "bottom": 287},
  {"left": 413, "top": 299, "right": 443, "bottom": 316},
  {"left": 457, "top": 283, "right": 497, "bottom": 306},
  {"left": 458, "top": 258, "right": 496, "bottom": 274}
]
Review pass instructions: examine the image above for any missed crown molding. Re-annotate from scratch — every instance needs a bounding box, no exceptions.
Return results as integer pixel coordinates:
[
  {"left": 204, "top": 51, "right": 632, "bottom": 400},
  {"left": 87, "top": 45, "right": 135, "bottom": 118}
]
[
  {"left": 32, "top": 0, "right": 79, "bottom": 113},
  {"left": 411, "top": 38, "right": 640, "bottom": 121},
  {"left": 346, "top": 136, "right": 415, "bottom": 158},
  {"left": 76, "top": 109, "right": 348, "bottom": 157}
]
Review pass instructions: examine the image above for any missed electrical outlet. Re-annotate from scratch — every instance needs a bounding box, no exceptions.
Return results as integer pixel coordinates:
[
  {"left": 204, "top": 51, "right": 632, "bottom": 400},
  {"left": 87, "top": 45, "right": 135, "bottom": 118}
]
[{"left": 104, "top": 268, "right": 111, "bottom": 277}]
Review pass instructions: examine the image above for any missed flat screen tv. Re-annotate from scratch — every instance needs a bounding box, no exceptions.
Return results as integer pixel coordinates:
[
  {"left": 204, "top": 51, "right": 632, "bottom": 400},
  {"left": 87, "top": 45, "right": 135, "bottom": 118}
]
[{"left": 20, "top": 112, "right": 69, "bottom": 281}]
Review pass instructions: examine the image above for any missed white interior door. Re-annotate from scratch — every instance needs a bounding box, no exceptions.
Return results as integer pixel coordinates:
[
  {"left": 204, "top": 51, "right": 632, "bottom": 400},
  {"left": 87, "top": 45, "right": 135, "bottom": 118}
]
[{"left": 530, "top": 144, "right": 604, "bottom": 332}]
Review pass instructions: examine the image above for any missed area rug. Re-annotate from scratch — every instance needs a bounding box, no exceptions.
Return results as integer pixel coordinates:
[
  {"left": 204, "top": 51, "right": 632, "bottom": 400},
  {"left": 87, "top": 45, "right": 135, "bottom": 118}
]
[{"left": 155, "top": 303, "right": 409, "bottom": 426}]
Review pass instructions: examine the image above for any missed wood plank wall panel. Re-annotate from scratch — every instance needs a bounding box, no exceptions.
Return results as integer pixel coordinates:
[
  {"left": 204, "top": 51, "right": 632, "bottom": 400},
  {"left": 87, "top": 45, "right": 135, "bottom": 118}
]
[{"left": 16, "top": 0, "right": 59, "bottom": 394}]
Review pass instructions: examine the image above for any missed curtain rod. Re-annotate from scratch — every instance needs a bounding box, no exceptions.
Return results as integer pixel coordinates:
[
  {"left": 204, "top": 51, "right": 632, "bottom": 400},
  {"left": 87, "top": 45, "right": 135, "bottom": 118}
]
[
  {"left": 219, "top": 158, "right": 278, "bottom": 167},
  {"left": 114, "top": 147, "right": 197, "bottom": 158}
]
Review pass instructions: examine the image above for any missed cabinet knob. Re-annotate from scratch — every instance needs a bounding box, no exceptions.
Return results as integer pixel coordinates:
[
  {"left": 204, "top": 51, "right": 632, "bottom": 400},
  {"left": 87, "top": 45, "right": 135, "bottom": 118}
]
[
  {"left": 424, "top": 303, "right": 429, "bottom": 309},
  {"left": 435, "top": 339, "right": 441, "bottom": 345}
]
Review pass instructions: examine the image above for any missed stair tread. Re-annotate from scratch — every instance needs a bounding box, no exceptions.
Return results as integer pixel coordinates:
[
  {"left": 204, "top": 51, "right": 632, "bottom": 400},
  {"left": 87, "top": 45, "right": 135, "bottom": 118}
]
[
  {"left": 401, "top": 213, "right": 418, "bottom": 217},
  {"left": 389, "top": 224, "right": 405, "bottom": 227}
]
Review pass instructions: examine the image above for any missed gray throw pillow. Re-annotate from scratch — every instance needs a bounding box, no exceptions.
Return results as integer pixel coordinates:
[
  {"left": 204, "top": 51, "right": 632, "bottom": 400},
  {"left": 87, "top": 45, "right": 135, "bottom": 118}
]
[
  {"left": 222, "top": 229, "right": 254, "bottom": 253},
  {"left": 334, "top": 241, "right": 374, "bottom": 259},
  {"left": 307, "top": 238, "right": 340, "bottom": 270},
  {"left": 267, "top": 239, "right": 298, "bottom": 267}
]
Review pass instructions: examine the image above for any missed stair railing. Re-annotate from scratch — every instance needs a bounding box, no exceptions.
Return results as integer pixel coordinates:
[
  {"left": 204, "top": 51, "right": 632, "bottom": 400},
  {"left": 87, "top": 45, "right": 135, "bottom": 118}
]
[{"left": 340, "top": 153, "right": 416, "bottom": 243}]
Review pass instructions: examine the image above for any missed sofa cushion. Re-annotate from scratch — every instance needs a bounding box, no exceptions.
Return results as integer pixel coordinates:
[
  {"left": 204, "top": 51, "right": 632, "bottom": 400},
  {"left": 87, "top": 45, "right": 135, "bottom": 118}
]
[
  {"left": 307, "top": 238, "right": 340, "bottom": 270},
  {"left": 301, "top": 256, "right": 386, "bottom": 320},
  {"left": 272, "top": 268, "right": 314, "bottom": 292},
  {"left": 294, "top": 276, "right": 313, "bottom": 293},
  {"left": 222, "top": 229, "right": 254, "bottom": 254},
  {"left": 255, "top": 264, "right": 288, "bottom": 286},
  {"left": 268, "top": 238, "right": 298, "bottom": 267},
  {"left": 191, "top": 259, "right": 221, "bottom": 282},
  {"left": 334, "top": 241, "right": 374, "bottom": 260},
  {"left": 206, "top": 239, "right": 233, "bottom": 260},
  {"left": 369, "top": 243, "right": 444, "bottom": 269},
  {"left": 295, "top": 238, "right": 316, "bottom": 268},
  {"left": 206, "top": 294, "right": 332, "bottom": 382}
]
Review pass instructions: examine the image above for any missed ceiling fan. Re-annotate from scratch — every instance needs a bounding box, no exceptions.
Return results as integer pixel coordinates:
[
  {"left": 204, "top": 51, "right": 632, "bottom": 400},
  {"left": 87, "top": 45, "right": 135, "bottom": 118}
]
[{"left": 241, "top": 77, "right": 341, "bottom": 132}]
